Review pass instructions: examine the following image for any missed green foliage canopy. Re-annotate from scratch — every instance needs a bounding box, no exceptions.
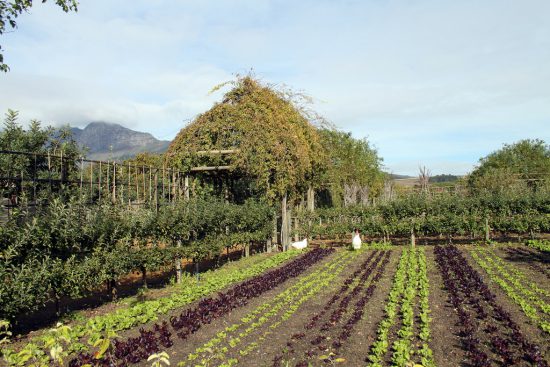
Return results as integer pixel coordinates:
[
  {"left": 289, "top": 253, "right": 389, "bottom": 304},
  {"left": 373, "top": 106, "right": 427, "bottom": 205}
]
[{"left": 468, "top": 139, "right": 550, "bottom": 194}]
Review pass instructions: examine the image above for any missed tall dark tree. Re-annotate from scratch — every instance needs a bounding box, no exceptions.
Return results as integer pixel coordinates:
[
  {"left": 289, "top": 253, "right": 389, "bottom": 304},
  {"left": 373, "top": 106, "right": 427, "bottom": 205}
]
[{"left": 317, "top": 129, "right": 385, "bottom": 207}]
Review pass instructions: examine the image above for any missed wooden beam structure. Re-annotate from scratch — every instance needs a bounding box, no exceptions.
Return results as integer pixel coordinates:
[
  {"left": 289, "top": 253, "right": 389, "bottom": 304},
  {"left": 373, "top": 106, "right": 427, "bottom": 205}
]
[
  {"left": 190, "top": 165, "right": 232, "bottom": 172},
  {"left": 195, "top": 149, "right": 240, "bottom": 155}
]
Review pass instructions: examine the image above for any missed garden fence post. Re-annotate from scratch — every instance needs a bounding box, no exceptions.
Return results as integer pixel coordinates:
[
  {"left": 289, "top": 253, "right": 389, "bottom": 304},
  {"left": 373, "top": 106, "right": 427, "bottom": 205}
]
[
  {"left": 90, "top": 161, "right": 93, "bottom": 201},
  {"left": 99, "top": 161, "right": 102, "bottom": 202},
  {"left": 112, "top": 162, "right": 117, "bottom": 204},
  {"left": 176, "top": 240, "right": 183, "bottom": 284},
  {"left": 485, "top": 216, "right": 490, "bottom": 243}
]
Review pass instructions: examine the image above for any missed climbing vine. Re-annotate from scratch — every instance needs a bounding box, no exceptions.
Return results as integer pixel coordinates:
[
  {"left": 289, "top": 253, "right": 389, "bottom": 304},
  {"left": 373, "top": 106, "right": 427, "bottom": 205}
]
[{"left": 167, "top": 76, "right": 326, "bottom": 203}]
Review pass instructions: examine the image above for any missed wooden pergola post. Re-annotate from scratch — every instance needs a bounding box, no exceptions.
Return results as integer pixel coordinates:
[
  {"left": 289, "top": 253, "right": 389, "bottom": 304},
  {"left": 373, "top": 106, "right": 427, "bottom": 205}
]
[
  {"left": 307, "top": 185, "right": 314, "bottom": 212},
  {"left": 184, "top": 175, "right": 190, "bottom": 200},
  {"left": 281, "top": 193, "right": 289, "bottom": 251}
]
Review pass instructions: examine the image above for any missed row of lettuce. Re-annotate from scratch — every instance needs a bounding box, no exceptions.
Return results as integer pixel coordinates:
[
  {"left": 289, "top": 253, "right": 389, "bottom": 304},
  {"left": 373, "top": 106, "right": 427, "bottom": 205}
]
[
  {"left": 0, "top": 196, "right": 273, "bottom": 322},
  {"left": 298, "top": 191, "right": 550, "bottom": 240},
  {"left": 2, "top": 251, "right": 302, "bottom": 367}
]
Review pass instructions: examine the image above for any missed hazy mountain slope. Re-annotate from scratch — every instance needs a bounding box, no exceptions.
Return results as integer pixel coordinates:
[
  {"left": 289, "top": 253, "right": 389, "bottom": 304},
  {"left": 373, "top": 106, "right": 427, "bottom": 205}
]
[{"left": 70, "top": 122, "right": 170, "bottom": 160}]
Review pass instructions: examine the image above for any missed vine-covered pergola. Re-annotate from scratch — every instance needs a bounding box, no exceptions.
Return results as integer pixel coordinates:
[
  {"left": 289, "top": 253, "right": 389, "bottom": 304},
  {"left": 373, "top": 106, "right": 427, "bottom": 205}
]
[{"left": 167, "top": 76, "right": 325, "bottom": 249}]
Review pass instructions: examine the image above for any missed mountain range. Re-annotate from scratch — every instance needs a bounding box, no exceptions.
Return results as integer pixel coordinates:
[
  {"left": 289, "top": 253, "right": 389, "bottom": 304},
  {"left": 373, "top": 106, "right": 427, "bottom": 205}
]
[{"left": 70, "top": 122, "right": 170, "bottom": 161}]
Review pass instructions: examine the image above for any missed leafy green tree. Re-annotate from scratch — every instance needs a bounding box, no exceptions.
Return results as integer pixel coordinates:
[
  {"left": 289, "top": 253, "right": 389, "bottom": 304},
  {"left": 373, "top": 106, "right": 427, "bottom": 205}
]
[
  {"left": 468, "top": 139, "right": 550, "bottom": 194},
  {"left": 317, "top": 129, "right": 385, "bottom": 207},
  {"left": 0, "top": 0, "right": 78, "bottom": 72}
]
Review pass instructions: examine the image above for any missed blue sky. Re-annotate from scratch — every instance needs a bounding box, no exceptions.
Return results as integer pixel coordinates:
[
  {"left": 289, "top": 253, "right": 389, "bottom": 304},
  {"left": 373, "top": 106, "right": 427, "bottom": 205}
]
[{"left": 0, "top": 0, "right": 549, "bottom": 175}]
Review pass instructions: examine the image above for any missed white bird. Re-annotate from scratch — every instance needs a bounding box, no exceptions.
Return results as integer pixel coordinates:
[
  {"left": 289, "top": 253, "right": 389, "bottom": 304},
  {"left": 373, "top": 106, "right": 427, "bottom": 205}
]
[
  {"left": 291, "top": 238, "right": 308, "bottom": 250},
  {"left": 352, "top": 233, "right": 362, "bottom": 250}
]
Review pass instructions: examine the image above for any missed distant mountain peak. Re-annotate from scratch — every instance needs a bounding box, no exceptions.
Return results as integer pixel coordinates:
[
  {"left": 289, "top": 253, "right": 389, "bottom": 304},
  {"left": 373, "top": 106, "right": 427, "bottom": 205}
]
[
  {"left": 84, "top": 121, "right": 124, "bottom": 129},
  {"left": 70, "top": 122, "right": 170, "bottom": 160}
]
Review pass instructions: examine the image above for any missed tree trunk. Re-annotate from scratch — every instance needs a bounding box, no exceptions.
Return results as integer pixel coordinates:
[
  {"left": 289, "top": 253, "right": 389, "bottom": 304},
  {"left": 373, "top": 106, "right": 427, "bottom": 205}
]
[
  {"left": 360, "top": 185, "right": 370, "bottom": 207},
  {"left": 110, "top": 279, "right": 118, "bottom": 300},
  {"left": 287, "top": 206, "right": 292, "bottom": 249},
  {"left": 266, "top": 238, "right": 272, "bottom": 253},
  {"left": 54, "top": 294, "right": 61, "bottom": 317},
  {"left": 141, "top": 267, "right": 147, "bottom": 288}
]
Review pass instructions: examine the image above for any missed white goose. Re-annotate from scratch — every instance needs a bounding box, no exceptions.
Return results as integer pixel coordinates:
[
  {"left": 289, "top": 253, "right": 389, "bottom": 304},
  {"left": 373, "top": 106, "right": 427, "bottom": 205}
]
[{"left": 291, "top": 238, "right": 308, "bottom": 250}]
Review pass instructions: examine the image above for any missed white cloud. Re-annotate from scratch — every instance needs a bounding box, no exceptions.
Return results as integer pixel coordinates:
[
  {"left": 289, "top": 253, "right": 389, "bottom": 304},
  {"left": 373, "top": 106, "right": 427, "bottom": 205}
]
[{"left": 0, "top": 66, "right": 233, "bottom": 140}]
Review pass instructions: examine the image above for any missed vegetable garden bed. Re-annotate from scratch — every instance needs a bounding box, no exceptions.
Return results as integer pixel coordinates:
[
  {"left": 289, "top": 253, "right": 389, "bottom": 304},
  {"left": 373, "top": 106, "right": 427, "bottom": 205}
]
[{"left": 2, "top": 243, "right": 550, "bottom": 367}]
